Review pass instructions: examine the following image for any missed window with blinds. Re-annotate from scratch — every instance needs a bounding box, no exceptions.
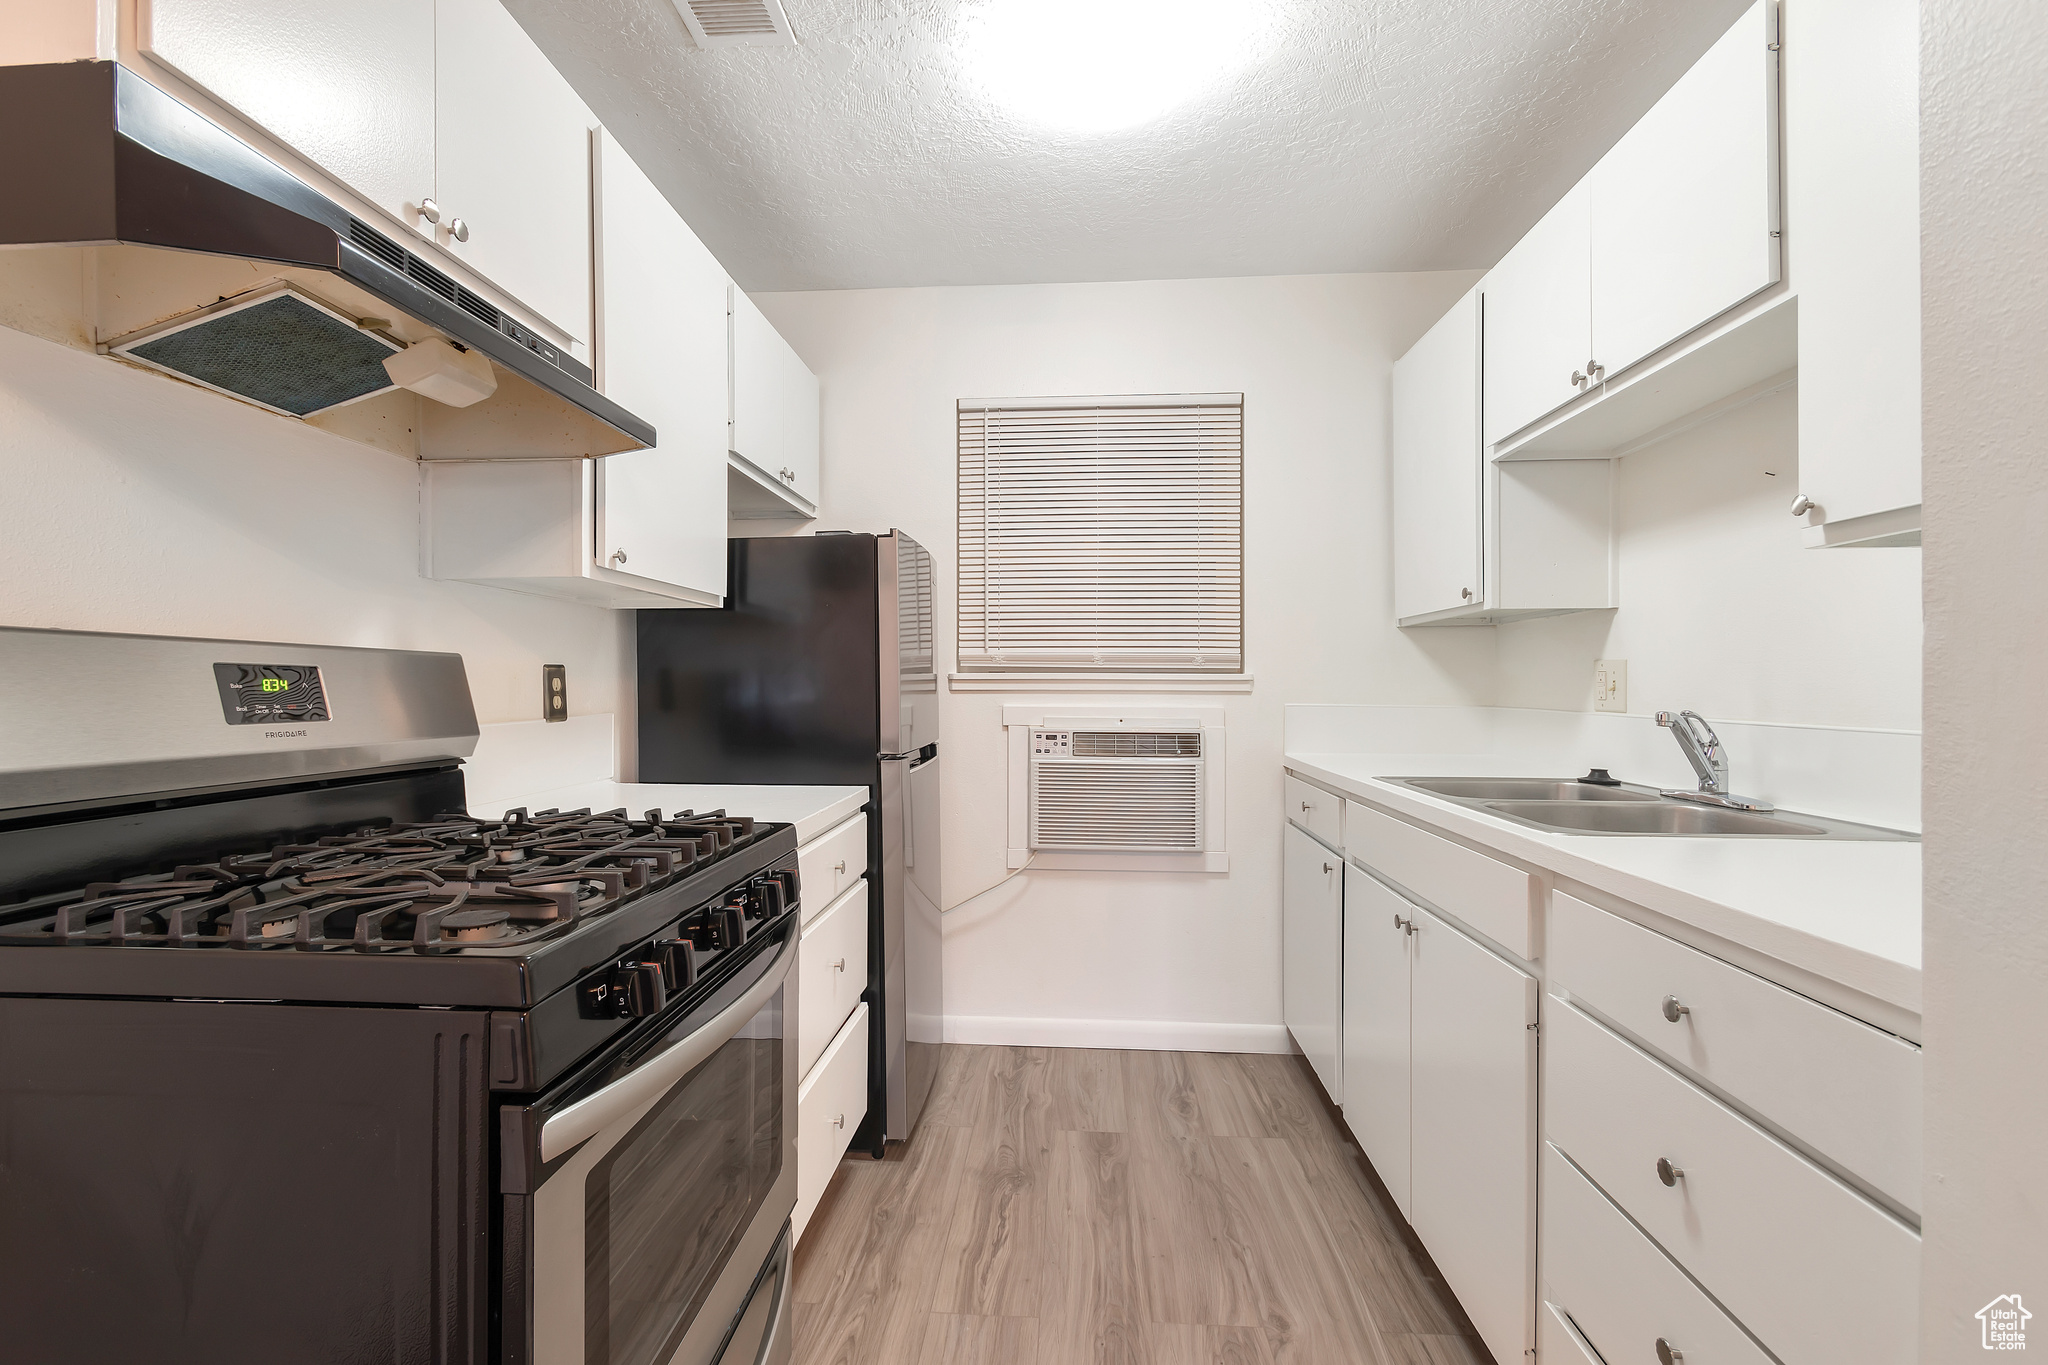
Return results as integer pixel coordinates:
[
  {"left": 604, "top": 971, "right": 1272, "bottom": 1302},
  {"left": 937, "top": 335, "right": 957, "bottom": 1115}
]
[{"left": 957, "top": 394, "right": 1244, "bottom": 674}]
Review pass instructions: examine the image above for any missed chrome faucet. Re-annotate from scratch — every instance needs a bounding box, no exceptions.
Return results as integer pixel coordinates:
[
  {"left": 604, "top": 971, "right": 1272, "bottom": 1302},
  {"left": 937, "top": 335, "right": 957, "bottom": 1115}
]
[{"left": 1655, "top": 710, "right": 1773, "bottom": 812}]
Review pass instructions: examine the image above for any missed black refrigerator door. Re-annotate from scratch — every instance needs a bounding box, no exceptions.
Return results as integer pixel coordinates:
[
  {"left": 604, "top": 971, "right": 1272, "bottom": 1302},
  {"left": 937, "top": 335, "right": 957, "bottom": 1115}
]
[{"left": 637, "top": 536, "right": 883, "bottom": 786}]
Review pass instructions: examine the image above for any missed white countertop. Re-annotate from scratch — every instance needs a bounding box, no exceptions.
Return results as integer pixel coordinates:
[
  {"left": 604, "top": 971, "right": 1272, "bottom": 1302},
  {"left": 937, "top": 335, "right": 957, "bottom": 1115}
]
[
  {"left": 476, "top": 780, "right": 868, "bottom": 847},
  {"left": 1286, "top": 751, "right": 1922, "bottom": 1020}
]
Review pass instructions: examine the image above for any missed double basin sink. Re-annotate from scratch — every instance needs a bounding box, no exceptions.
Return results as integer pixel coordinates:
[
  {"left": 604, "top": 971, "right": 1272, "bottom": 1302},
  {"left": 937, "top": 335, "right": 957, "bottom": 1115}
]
[{"left": 1392, "top": 777, "right": 1917, "bottom": 841}]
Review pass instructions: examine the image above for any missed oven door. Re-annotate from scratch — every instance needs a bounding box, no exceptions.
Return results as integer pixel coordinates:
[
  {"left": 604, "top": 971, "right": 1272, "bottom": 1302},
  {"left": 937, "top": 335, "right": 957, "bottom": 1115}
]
[{"left": 503, "top": 923, "right": 798, "bottom": 1365}]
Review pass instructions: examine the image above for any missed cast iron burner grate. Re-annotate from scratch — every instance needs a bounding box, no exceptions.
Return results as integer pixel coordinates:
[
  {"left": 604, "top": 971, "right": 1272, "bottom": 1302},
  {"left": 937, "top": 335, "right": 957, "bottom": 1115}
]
[{"left": 4, "top": 807, "right": 764, "bottom": 954}]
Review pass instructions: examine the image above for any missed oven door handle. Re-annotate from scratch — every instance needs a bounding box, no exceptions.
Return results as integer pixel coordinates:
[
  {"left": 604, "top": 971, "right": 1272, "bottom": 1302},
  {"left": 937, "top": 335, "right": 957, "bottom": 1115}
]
[{"left": 540, "top": 928, "right": 797, "bottom": 1162}]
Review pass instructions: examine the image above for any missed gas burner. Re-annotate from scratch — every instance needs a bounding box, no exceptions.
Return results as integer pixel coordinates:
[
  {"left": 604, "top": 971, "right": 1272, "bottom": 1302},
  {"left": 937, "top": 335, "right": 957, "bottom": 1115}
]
[{"left": 4, "top": 804, "right": 780, "bottom": 955}]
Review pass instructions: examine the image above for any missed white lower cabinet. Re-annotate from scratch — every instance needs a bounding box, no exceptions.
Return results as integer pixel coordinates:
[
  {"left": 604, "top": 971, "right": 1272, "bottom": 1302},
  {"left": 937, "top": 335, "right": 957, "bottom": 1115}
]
[
  {"left": 797, "top": 881, "right": 868, "bottom": 1078},
  {"left": 794, "top": 1002, "right": 867, "bottom": 1244},
  {"left": 1340, "top": 867, "right": 1412, "bottom": 1218},
  {"left": 1338, "top": 861, "right": 1536, "bottom": 1365},
  {"left": 1281, "top": 821, "right": 1344, "bottom": 1103},
  {"left": 799, "top": 813, "right": 869, "bottom": 919},
  {"left": 1546, "top": 999, "right": 1920, "bottom": 1364},
  {"left": 1542, "top": 1142, "right": 1773, "bottom": 1365}
]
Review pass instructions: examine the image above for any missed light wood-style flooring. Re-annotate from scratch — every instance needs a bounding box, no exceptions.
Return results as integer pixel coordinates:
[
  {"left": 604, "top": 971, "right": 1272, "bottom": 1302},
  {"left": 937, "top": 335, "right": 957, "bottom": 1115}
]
[{"left": 791, "top": 1045, "right": 1491, "bottom": 1365}]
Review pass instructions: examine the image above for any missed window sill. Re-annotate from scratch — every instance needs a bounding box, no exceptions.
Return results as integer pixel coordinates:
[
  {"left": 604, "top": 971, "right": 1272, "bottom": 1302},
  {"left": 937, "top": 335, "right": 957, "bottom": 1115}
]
[{"left": 948, "top": 672, "right": 1254, "bottom": 693}]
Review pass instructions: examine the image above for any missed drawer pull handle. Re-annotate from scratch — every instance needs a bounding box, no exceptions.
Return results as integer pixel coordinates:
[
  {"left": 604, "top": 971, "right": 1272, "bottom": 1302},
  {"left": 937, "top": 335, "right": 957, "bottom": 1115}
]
[
  {"left": 1661, "top": 995, "right": 1691, "bottom": 1023},
  {"left": 835, "top": 860, "right": 847, "bottom": 874},
  {"left": 1656, "top": 1339, "right": 1684, "bottom": 1365},
  {"left": 1301, "top": 801, "right": 1313, "bottom": 812},
  {"left": 1656, "top": 1157, "right": 1685, "bottom": 1187},
  {"left": 832, "top": 958, "right": 846, "bottom": 971}
]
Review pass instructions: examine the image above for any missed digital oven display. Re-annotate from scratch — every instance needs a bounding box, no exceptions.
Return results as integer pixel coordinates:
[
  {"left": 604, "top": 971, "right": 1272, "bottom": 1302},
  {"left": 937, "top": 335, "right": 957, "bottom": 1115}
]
[{"left": 212, "top": 662, "right": 330, "bottom": 725}]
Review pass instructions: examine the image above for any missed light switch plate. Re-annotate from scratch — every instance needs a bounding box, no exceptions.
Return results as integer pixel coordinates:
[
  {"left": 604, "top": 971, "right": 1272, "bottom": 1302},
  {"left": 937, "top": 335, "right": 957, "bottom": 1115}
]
[
  {"left": 543, "top": 664, "right": 568, "bottom": 722},
  {"left": 1593, "top": 659, "right": 1627, "bottom": 713}
]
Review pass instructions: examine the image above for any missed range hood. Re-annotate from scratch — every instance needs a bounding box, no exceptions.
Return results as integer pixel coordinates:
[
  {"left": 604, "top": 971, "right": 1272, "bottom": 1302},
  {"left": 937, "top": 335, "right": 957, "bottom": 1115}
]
[{"left": 0, "top": 61, "right": 653, "bottom": 458}]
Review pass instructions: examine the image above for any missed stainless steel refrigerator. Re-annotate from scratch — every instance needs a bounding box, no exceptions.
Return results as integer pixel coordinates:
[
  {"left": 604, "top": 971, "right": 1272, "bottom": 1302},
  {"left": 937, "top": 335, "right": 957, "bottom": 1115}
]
[{"left": 636, "top": 531, "right": 942, "bottom": 1151}]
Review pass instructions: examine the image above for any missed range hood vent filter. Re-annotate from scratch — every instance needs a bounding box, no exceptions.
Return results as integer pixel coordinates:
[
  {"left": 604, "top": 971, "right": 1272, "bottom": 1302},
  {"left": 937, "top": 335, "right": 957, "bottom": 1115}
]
[{"left": 113, "top": 289, "right": 399, "bottom": 418}]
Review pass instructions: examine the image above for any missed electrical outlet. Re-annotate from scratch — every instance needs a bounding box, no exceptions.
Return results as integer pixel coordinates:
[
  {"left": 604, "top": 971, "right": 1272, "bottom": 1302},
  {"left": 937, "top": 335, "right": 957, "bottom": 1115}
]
[
  {"left": 542, "top": 664, "right": 567, "bottom": 722},
  {"left": 1593, "top": 659, "right": 1627, "bottom": 713}
]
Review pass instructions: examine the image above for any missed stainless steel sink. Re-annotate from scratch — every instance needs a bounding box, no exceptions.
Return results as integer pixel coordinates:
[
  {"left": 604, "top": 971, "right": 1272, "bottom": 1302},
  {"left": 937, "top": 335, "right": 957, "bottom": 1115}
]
[
  {"left": 1387, "top": 777, "right": 1918, "bottom": 841},
  {"left": 1402, "top": 777, "right": 1659, "bottom": 803},
  {"left": 1483, "top": 801, "right": 1828, "bottom": 837}
]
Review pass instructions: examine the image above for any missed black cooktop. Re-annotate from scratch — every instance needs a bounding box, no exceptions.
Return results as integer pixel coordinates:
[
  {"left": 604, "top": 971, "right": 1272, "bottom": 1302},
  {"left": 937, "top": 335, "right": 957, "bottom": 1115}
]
[{"left": 0, "top": 807, "right": 799, "bottom": 1009}]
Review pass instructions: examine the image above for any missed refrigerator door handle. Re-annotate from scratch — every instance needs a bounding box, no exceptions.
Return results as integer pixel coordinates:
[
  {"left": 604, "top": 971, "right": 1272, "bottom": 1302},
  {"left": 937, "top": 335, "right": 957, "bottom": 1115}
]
[{"left": 879, "top": 743, "right": 938, "bottom": 766}]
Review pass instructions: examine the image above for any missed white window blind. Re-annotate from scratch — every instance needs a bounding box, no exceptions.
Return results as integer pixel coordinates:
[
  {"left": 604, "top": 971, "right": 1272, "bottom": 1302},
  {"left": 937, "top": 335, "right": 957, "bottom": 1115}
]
[{"left": 958, "top": 394, "right": 1244, "bottom": 673}]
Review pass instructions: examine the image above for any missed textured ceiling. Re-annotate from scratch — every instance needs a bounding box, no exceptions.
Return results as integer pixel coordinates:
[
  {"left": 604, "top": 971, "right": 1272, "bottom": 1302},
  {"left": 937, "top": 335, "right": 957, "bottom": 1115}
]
[{"left": 506, "top": 0, "right": 1753, "bottom": 291}]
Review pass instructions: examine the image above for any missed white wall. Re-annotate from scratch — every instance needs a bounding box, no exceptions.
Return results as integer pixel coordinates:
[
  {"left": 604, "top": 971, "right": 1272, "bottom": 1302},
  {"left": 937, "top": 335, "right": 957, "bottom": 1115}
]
[
  {"left": 759, "top": 273, "right": 1489, "bottom": 1049},
  {"left": 1919, "top": 0, "right": 2048, "bottom": 1349},
  {"left": 1496, "top": 386, "right": 1923, "bottom": 732},
  {"left": 0, "top": 325, "right": 632, "bottom": 742}
]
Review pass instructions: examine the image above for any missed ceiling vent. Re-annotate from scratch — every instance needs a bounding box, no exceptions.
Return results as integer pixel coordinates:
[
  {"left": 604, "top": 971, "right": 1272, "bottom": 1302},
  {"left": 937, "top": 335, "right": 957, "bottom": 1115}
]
[{"left": 674, "top": 0, "right": 797, "bottom": 47}]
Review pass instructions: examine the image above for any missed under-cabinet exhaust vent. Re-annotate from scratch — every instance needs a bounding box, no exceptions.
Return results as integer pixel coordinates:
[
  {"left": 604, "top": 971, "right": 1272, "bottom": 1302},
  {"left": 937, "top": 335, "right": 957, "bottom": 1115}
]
[
  {"left": 674, "top": 0, "right": 798, "bottom": 46},
  {"left": 1028, "top": 729, "right": 1205, "bottom": 853}
]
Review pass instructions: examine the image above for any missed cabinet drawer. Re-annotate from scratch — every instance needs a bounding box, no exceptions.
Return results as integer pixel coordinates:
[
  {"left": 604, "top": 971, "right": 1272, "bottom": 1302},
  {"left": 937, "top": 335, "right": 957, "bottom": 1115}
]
[
  {"left": 1546, "top": 1001, "right": 1919, "bottom": 1365},
  {"left": 794, "top": 1002, "right": 867, "bottom": 1244},
  {"left": 1549, "top": 891, "right": 1921, "bottom": 1212},
  {"left": 1345, "top": 801, "right": 1533, "bottom": 959},
  {"left": 1284, "top": 774, "right": 1343, "bottom": 849},
  {"left": 799, "top": 813, "right": 868, "bottom": 924},
  {"left": 1543, "top": 1143, "right": 1772, "bottom": 1365},
  {"left": 798, "top": 880, "right": 868, "bottom": 1078}
]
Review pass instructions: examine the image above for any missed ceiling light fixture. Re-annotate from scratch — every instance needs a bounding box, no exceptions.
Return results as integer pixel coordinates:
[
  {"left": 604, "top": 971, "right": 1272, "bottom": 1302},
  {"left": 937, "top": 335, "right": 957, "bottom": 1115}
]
[{"left": 961, "top": 0, "right": 1276, "bottom": 135}]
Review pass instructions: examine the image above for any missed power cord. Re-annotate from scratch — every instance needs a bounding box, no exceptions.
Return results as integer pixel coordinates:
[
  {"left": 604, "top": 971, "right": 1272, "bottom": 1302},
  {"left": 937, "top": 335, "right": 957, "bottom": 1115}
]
[{"left": 939, "top": 855, "right": 1037, "bottom": 914}]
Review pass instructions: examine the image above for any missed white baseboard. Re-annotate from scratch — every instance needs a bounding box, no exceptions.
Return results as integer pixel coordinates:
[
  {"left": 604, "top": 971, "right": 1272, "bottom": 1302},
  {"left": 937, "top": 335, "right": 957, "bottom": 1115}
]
[{"left": 940, "top": 1014, "right": 1293, "bottom": 1055}]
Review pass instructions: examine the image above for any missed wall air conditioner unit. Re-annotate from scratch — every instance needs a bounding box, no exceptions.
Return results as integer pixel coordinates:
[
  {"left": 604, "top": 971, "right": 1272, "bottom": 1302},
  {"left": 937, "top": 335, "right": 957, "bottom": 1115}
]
[{"left": 1004, "top": 708, "right": 1229, "bottom": 873}]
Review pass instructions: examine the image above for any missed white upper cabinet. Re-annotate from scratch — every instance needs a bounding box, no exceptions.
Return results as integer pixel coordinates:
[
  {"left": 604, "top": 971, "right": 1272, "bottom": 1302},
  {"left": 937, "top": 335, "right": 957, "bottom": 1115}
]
[
  {"left": 141, "top": 0, "right": 435, "bottom": 229},
  {"left": 434, "top": 0, "right": 596, "bottom": 344},
  {"left": 1785, "top": 0, "right": 1922, "bottom": 546},
  {"left": 1588, "top": 1, "right": 1780, "bottom": 379},
  {"left": 730, "top": 289, "right": 785, "bottom": 474},
  {"left": 729, "top": 288, "right": 821, "bottom": 518},
  {"left": 1393, "top": 287, "right": 1483, "bottom": 618},
  {"left": 1481, "top": 181, "right": 1592, "bottom": 446},
  {"left": 591, "top": 129, "right": 730, "bottom": 602}
]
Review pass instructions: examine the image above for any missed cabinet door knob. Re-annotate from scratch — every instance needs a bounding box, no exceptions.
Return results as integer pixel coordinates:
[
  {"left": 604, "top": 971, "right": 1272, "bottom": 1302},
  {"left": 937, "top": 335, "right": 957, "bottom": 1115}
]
[
  {"left": 1571, "top": 369, "right": 1587, "bottom": 387},
  {"left": 832, "top": 958, "right": 846, "bottom": 971},
  {"left": 611, "top": 548, "right": 628, "bottom": 565},
  {"left": 834, "top": 860, "right": 846, "bottom": 874},
  {"left": 1461, "top": 587, "right": 1474, "bottom": 601},
  {"left": 1656, "top": 1156, "right": 1685, "bottom": 1186},
  {"left": 1393, "top": 913, "right": 1407, "bottom": 931},
  {"left": 1587, "top": 359, "right": 1605, "bottom": 380},
  {"left": 1301, "top": 801, "right": 1312, "bottom": 812},
  {"left": 1661, "top": 994, "right": 1690, "bottom": 1023},
  {"left": 418, "top": 197, "right": 441, "bottom": 225},
  {"left": 833, "top": 1113, "right": 845, "bottom": 1129},
  {"left": 1791, "top": 494, "right": 1817, "bottom": 517},
  {"left": 1656, "top": 1338, "right": 1684, "bottom": 1365},
  {"left": 780, "top": 467, "right": 796, "bottom": 482},
  {"left": 1322, "top": 862, "right": 1333, "bottom": 874},
  {"left": 449, "top": 217, "right": 471, "bottom": 243}
]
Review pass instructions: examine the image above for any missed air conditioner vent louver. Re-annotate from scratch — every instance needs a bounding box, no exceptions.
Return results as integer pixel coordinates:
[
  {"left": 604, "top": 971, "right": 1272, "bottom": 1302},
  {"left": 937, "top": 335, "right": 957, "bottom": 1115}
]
[
  {"left": 1072, "top": 731, "right": 1201, "bottom": 758},
  {"left": 674, "top": 0, "right": 797, "bottom": 46}
]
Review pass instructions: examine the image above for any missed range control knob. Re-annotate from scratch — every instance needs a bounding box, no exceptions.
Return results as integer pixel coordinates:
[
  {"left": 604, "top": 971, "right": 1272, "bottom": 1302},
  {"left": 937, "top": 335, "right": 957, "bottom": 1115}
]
[
  {"left": 651, "top": 938, "right": 700, "bottom": 993},
  {"left": 754, "top": 876, "right": 788, "bottom": 920},
  {"left": 610, "top": 961, "right": 668, "bottom": 1019},
  {"left": 716, "top": 903, "right": 747, "bottom": 950}
]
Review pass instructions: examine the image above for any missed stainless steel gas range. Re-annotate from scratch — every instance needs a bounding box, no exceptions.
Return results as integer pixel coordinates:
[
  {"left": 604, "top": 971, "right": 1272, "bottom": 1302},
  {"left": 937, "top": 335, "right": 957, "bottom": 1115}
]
[{"left": 0, "top": 627, "right": 798, "bottom": 1365}]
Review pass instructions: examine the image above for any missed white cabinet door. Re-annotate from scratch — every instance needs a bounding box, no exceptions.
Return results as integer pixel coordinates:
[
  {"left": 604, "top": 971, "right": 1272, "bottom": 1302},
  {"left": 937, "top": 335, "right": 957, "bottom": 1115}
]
[
  {"left": 141, "top": 0, "right": 435, "bottom": 226},
  {"left": 1281, "top": 823, "right": 1343, "bottom": 1104},
  {"left": 1481, "top": 180, "right": 1592, "bottom": 445},
  {"left": 1392, "top": 287, "right": 1483, "bottom": 620},
  {"left": 1341, "top": 865, "right": 1414, "bottom": 1219},
  {"left": 1409, "top": 906, "right": 1537, "bottom": 1365},
  {"left": 434, "top": 0, "right": 595, "bottom": 342},
  {"left": 1786, "top": 0, "right": 1922, "bottom": 539},
  {"left": 592, "top": 129, "right": 729, "bottom": 601},
  {"left": 781, "top": 338, "right": 821, "bottom": 505},
  {"left": 729, "top": 288, "right": 784, "bottom": 471},
  {"left": 1589, "top": 2, "right": 1780, "bottom": 378}
]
